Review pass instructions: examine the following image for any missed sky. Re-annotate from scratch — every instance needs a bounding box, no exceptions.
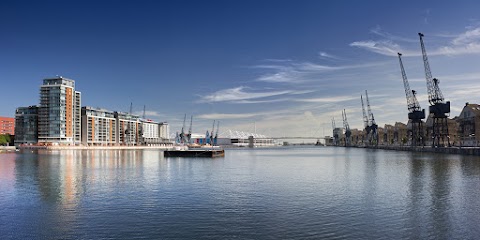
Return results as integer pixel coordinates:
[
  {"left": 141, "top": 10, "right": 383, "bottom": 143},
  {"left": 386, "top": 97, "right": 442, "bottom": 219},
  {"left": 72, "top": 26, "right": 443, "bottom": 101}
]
[{"left": 2, "top": 0, "right": 480, "bottom": 139}]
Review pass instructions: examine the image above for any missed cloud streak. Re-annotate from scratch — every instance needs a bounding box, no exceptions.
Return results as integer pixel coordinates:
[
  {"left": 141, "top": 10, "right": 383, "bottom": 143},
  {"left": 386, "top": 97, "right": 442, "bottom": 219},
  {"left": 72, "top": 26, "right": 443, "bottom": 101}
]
[
  {"left": 351, "top": 27, "right": 480, "bottom": 57},
  {"left": 199, "top": 86, "right": 310, "bottom": 103}
]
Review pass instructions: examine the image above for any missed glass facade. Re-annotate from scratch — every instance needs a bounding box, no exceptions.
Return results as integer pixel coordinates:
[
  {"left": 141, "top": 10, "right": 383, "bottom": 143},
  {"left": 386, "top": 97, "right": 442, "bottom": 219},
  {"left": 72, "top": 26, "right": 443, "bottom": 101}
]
[
  {"left": 38, "top": 77, "right": 81, "bottom": 145},
  {"left": 14, "top": 106, "right": 39, "bottom": 145}
]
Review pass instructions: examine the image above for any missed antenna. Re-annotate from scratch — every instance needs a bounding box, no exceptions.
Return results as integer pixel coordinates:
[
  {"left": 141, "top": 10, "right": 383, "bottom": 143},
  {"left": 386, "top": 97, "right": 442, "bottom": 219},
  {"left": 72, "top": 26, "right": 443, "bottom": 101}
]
[{"left": 143, "top": 105, "right": 146, "bottom": 119}]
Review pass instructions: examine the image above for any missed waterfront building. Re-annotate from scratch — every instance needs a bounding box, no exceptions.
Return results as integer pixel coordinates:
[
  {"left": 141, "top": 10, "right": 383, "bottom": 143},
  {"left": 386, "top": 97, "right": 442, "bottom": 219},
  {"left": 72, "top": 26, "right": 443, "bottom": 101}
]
[
  {"left": 81, "top": 107, "right": 117, "bottom": 146},
  {"left": 115, "top": 111, "right": 140, "bottom": 145},
  {"left": 0, "top": 116, "right": 15, "bottom": 135},
  {"left": 38, "top": 77, "right": 81, "bottom": 145},
  {"left": 14, "top": 106, "right": 39, "bottom": 146},
  {"left": 139, "top": 119, "right": 170, "bottom": 145},
  {"left": 394, "top": 122, "right": 408, "bottom": 145},
  {"left": 350, "top": 128, "right": 362, "bottom": 146},
  {"left": 457, "top": 103, "right": 480, "bottom": 146},
  {"left": 383, "top": 124, "right": 394, "bottom": 145},
  {"left": 189, "top": 130, "right": 276, "bottom": 147}
]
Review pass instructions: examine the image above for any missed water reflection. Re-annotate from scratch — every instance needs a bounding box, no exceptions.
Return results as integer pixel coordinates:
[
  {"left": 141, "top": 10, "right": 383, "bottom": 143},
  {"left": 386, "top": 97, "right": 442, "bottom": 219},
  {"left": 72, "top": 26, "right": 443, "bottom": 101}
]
[{"left": 1, "top": 148, "right": 480, "bottom": 239}]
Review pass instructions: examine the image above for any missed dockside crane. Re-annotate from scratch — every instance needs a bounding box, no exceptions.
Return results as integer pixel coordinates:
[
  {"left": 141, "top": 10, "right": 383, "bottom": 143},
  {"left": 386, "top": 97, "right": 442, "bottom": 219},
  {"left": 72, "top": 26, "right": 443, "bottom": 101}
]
[
  {"left": 332, "top": 117, "right": 339, "bottom": 146},
  {"left": 361, "top": 95, "right": 370, "bottom": 145},
  {"left": 398, "top": 52, "right": 425, "bottom": 146},
  {"left": 342, "top": 109, "right": 351, "bottom": 147},
  {"left": 214, "top": 121, "right": 220, "bottom": 146},
  {"left": 179, "top": 114, "right": 186, "bottom": 144},
  {"left": 418, "top": 33, "right": 451, "bottom": 147},
  {"left": 209, "top": 120, "right": 216, "bottom": 145},
  {"left": 365, "top": 90, "right": 378, "bottom": 146}
]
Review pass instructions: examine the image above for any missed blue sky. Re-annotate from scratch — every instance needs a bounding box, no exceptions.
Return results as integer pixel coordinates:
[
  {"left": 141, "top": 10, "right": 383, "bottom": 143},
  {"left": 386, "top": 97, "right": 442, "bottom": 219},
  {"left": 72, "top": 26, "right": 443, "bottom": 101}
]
[{"left": 2, "top": 1, "right": 480, "bottom": 138}]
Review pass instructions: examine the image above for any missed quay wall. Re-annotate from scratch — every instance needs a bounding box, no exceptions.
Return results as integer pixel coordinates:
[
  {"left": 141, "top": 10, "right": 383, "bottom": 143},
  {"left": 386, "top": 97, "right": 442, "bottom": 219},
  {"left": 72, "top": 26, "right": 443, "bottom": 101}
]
[
  {"left": 0, "top": 146, "right": 16, "bottom": 152},
  {"left": 19, "top": 145, "right": 174, "bottom": 150},
  {"left": 356, "top": 145, "right": 480, "bottom": 156}
]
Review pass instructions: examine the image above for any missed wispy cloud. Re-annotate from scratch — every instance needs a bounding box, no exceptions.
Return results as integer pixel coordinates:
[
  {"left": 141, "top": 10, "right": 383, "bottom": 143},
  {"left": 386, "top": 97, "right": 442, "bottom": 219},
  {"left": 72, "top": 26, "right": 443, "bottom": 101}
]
[
  {"left": 255, "top": 61, "right": 383, "bottom": 83},
  {"left": 133, "top": 110, "right": 162, "bottom": 118},
  {"left": 199, "top": 86, "right": 308, "bottom": 103},
  {"left": 197, "top": 113, "right": 260, "bottom": 119},
  {"left": 350, "top": 40, "right": 401, "bottom": 56},
  {"left": 370, "top": 25, "right": 417, "bottom": 43},
  {"left": 318, "top": 51, "right": 343, "bottom": 61},
  {"left": 352, "top": 26, "right": 480, "bottom": 56},
  {"left": 294, "top": 95, "right": 358, "bottom": 103}
]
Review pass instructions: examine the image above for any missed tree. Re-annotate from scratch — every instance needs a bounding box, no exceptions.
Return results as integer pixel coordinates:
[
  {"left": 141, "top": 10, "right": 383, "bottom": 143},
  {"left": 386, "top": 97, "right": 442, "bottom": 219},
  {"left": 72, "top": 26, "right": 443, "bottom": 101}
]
[
  {"left": 0, "top": 135, "right": 6, "bottom": 146},
  {"left": 0, "top": 134, "right": 12, "bottom": 146}
]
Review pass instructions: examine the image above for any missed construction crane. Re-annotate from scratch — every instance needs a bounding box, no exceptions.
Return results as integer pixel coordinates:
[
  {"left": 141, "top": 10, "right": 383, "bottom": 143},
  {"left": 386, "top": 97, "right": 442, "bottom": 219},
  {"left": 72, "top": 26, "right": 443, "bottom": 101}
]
[
  {"left": 342, "top": 109, "right": 351, "bottom": 147},
  {"left": 398, "top": 52, "right": 425, "bottom": 146},
  {"left": 332, "top": 117, "right": 339, "bottom": 146},
  {"left": 418, "top": 33, "right": 451, "bottom": 147},
  {"left": 365, "top": 90, "right": 378, "bottom": 146}
]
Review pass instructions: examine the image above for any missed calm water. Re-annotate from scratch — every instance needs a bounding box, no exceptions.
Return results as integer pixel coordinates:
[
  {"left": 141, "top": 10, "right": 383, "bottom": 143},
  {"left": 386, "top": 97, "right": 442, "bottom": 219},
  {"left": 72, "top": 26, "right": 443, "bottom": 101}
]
[{"left": 1, "top": 147, "right": 480, "bottom": 239}]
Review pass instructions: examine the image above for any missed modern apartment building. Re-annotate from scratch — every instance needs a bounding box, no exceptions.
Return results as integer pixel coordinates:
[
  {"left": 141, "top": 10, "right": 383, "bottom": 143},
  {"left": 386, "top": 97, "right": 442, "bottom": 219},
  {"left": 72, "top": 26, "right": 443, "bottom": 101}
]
[
  {"left": 139, "top": 119, "right": 170, "bottom": 145},
  {"left": 81, "top": 107, "right": 117, "bottom": 146},
  {"left": 38, "top": 77, "right": 81, "bottom": 145},
  {"left": 14, "top": 106, "right": 39, "bottom": 145},
  {"left": 81, "top": 107, "right": 170, "bottom": 146},
  {"left": 0, "top": 116, "right": 15, "bottom": 135},
  {"left": 14, "top": 77, "right": 171, "bottom": 146}
]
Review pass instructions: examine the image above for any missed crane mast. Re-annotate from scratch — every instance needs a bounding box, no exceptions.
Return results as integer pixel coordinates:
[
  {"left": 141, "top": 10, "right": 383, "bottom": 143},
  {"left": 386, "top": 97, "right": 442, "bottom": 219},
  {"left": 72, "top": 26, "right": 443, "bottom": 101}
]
[
  {"left": 365, "top": 90, "right": 378, "bottom": 146},
  {"left": 214, "top": 121, "right": 220, "bottom": 145},
  {"left": 187, "top": 115, "right": 193, "bottom": 144},
  {"left": 365, "top": 90, "right": 376, "bottom": 126},
  {"left": 342, "top": 109, "right": 351, "bottom": 147},
  {"left": 398, "top": 53, "right": 422, "bottom": 113},
  {"left": 419, "top": 33, "right": 444, "bottom": 104},
  {"left": 210, "top": 120, "right": 215, "bottom": 144},
  {"left": 179, "top": 114, "right": 186, "bottom": 144},
  {"left": 361, "top": 95, "right": 369, "bottom": 129},
  {"left": 398, "top": 52, "right": 425, "bottom": 146},
  {"left": 418, "top": 32, "right": 450, "bottom": 147},
  {"left": 332, "top": 117, "right": 339, "bottom": 146}
]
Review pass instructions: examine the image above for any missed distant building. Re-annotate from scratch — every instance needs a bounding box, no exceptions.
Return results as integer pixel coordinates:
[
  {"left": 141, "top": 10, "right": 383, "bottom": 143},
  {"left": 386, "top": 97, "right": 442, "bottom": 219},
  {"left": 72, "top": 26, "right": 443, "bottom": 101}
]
[
  {"left": 383, "top": 124, "right": 394, "bottom": 145},
  {"left": 457, "top": 103, "right": 480, "bottom": 146},
  {"left": 190, "top": 130, "right": 276, "bottom": 147},
  {"left": 81, "top": 106, "right": 170, "bottom": 146},
  {"left": 394, "top": 122, "right": 408, "bottom": 145},
  {"left": 14, "top": 106, "right": 39, "bottom": 146},
  {"left": 38, "top": 77, "right": 81, "bottom": 145},
  {"left": 139, "top": 119, "right": 170, "bottom": 145},
  {"left": 0, "top": 116, "right": 15, "bottom": 135}
]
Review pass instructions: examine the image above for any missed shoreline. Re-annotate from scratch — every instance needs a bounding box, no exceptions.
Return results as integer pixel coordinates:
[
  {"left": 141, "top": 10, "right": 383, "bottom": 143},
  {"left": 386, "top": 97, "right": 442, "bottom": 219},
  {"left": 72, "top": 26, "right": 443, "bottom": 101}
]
[
  {"left": 346, "top": 145, "right": 480, "bottom": 156},
  {"left": 18, "top": 145, "right": 174, "bottom": 150}
]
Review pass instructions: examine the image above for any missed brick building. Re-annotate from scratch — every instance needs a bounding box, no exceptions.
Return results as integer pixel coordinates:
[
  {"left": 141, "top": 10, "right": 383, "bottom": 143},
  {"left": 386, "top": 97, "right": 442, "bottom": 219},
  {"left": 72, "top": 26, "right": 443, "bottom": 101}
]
[{"left": 0, "top": 116, "right": 15, "bottom": 135}]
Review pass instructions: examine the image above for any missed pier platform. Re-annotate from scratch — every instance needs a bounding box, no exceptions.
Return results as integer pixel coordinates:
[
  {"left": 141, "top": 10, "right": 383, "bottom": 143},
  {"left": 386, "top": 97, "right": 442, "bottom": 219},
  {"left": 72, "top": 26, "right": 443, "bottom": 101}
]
[{"left": 164, "top": 149, "right": 225, "bottom": 158}]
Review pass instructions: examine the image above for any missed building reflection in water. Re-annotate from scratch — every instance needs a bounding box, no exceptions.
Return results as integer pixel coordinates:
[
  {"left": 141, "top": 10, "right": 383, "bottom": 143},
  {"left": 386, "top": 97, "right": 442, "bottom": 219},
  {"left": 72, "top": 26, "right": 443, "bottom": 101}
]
[
  {"left": 0, "top": 153, "right": 17, "bottom": 201},
  {"left": 12, "top": 149, "right": 156, "bottom": 205}
]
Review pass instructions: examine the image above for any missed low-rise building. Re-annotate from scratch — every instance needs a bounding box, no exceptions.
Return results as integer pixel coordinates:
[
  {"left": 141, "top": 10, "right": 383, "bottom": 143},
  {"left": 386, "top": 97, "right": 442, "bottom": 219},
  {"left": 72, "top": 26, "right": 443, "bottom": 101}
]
[
  {"left": 14, "top": 106, "right": 39, "bottom": 146},
  {"left": 81, "top": 107, "right": 170, "bottom": 146},
  {"left": 457, "top": 103, "right": 480, "bottom": 146},
  {"left": 0, "top": 116, "right": 15, "bottom": 135}
]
